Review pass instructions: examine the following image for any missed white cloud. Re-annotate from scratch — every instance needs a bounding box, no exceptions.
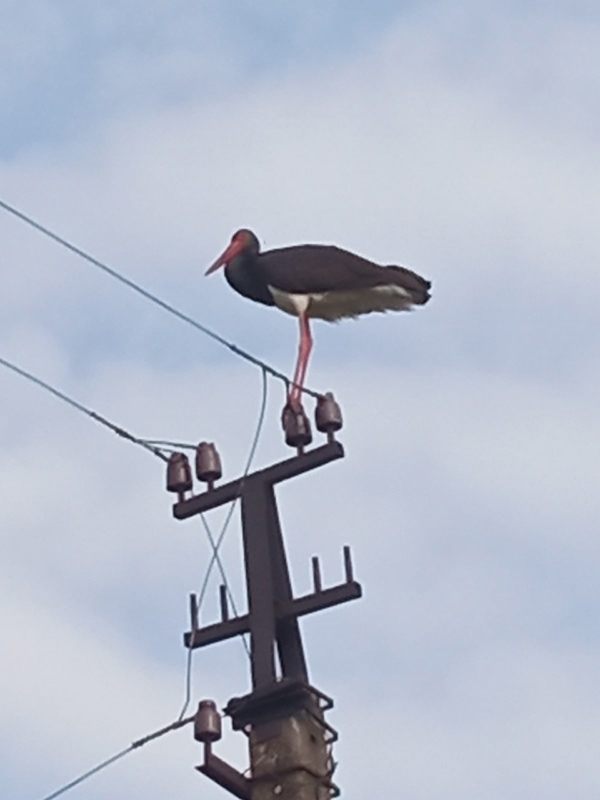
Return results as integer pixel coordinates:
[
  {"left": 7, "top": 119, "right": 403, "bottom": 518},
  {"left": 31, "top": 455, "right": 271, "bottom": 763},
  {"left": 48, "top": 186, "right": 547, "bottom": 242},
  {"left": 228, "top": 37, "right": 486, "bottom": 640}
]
[
  {"left": 1, "top": 3, "right": 599, "bottom": 798},
  {"left": 2, "top": 0, "right": 598, "bottom": 382},
  {"left": 2, "top": 354, "right": 598, "bottom": 797}
]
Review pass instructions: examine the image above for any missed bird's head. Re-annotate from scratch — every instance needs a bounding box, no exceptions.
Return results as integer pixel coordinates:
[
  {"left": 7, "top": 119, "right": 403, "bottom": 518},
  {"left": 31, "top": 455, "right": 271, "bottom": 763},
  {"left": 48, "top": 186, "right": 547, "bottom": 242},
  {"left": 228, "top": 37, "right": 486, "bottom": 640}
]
[{"left": 205, "top": 229, "right": 260, "bottom": 275}]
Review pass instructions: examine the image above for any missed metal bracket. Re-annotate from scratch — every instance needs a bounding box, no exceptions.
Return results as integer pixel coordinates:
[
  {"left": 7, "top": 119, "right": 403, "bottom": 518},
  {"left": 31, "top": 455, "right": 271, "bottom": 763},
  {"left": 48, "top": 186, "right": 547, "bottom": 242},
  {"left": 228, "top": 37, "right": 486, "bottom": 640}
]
[
  {"left": 225, "top": 679, "right": 332, "bottom": 730},
  {"left": 196, "top": 743, "right": 250, "bottom": 800},
  {"left": 184, "top": 549, "right": 361, "bottom": 650},
  {"left": 174, "top": 440, "right": 362, "bottom": 690},
  {"left": 176, "top": 439, "right": 361, "bottom": 799},
  {"left": 173, "top": 442, "right": 345, "bottom": 520}
]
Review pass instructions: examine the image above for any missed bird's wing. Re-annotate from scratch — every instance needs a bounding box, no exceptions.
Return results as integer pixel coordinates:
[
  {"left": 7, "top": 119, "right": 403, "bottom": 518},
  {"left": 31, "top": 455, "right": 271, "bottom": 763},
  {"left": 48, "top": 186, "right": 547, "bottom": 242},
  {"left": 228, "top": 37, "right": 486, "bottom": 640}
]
[{"left": 259, "top": 245, "right": 431, "bottom": 304}]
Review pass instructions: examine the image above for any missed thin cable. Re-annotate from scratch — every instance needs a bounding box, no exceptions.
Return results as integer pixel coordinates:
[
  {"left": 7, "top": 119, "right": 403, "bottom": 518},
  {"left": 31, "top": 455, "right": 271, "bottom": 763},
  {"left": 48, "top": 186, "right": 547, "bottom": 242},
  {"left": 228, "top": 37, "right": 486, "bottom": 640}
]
[
  {"left": 199, "top": 513, "right": 245, "bottom": 621},
  {"left": 143, "top": 440, "right": 197, "bottom": 450},
  {"left": 39, "top": 747, "right": 133, "bottom": 800},
  {"left": 198, "top": 365, "right": 268, "bottom": 620},
  {"left": 38, "top": 715, "right": 194, "bottom": 800},
  {"left": 177, "top": 367, "right": 268, "bottom": 720},
  {"left": 0, "top": 355, "right": 169, "bottom": 462},
  {"left": 0, "top": 198, "right": 322, "bottom": 400},
  {"left": 202, "top": 365, "right": 268, "bottom": 579}
]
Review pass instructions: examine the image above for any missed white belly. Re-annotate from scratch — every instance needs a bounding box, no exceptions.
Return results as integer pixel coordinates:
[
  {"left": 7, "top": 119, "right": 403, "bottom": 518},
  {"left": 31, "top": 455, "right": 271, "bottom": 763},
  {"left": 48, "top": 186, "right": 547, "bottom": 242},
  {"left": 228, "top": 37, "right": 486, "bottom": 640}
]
[{"left": 268, "top": 284, "right": 414, "bottom": 321}]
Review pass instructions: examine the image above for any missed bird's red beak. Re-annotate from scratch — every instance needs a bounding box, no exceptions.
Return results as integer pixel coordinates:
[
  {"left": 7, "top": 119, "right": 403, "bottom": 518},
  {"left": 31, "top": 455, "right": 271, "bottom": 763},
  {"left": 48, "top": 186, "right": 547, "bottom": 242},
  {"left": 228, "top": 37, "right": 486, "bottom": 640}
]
[{"left": 205, "top": 239, "right": 244, "bottom": 275}]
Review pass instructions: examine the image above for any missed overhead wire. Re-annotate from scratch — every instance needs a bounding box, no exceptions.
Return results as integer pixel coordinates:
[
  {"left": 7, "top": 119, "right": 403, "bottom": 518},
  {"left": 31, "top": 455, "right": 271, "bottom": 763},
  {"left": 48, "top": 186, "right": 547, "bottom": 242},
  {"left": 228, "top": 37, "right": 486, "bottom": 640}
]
[
  {"left": 0, "top": 353, "right": 266, "bottom": 792},
  {"left": 0, "top": 355, "right": 169, "bottom": 462},
  {"left": 0, "top": 358, "right": 268, "bottom": 794},
  {"left": 177, "top": 365, "right": 268, "bottom": 720},
  {"left": 0, "top": 357, "right": 269, "bottom": 752},
  {"left": 0, "top": 197, "right": 322, "bottom": 400},
  {"left": 0, "top": 200, "right": 277, "bottom": 793},
  {"left": 0, "top": 356, "right": 269, "bottom": 782},
  {"left": 37, "top": 714, "right": 195, "bottom": 800},
  {"left": 143, "top": 440, "right": 197, "bottom": 450}
]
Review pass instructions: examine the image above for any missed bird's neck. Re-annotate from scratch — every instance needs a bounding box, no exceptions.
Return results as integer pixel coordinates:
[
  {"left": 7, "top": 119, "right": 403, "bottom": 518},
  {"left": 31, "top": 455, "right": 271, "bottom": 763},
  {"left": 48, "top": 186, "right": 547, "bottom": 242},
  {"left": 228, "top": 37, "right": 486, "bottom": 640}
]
[{"left": 225, "top": 253, "right": 274, "bottom": 306}]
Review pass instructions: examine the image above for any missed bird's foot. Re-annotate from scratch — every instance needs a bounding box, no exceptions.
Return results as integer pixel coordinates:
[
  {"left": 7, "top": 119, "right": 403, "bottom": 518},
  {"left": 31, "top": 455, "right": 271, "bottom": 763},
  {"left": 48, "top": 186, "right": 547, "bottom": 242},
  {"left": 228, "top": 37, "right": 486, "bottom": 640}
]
[
  {"left": 281, "top": 399, "right": 312, "bottom": 451},
  {"left": 286, "top": 394, "right": 303, "bottom": 412}
]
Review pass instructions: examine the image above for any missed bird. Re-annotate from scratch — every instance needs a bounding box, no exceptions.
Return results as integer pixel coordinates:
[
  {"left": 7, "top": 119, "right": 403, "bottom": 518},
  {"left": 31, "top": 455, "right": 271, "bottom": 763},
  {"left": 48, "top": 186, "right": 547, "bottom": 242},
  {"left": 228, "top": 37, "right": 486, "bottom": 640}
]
[{"left": 206, "top": 230, "right": 431, "bottom": 407}]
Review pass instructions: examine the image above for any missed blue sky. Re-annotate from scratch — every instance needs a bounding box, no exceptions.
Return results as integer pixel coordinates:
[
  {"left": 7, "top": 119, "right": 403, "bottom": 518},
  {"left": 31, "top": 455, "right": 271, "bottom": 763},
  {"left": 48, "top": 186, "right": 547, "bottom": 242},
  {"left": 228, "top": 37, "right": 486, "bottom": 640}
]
[
  {"left": 1, "top": 2, "right": 600, "bottom": 799},
  {"left": 2, "top": 1, "right": 406, "bottom": 154}
]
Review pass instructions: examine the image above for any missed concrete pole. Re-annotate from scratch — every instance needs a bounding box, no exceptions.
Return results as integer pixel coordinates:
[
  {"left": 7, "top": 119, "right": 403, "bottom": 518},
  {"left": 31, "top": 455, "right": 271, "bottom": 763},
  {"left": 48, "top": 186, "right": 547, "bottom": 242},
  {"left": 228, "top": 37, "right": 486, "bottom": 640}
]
[{"left": 250, "top": 705, "right": 331, "bottom": 800}]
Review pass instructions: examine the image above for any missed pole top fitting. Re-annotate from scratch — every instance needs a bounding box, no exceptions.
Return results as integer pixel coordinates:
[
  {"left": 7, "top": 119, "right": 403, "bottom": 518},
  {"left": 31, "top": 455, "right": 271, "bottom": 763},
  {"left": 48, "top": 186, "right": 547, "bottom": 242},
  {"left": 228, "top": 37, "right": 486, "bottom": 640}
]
[
  {"left": 195, "top": 442, "right": 222, "bottom": 486},
  {"left": 281, "top": 403, "right": 312, "bottom": 452},
  {"left": 315, "top": 393, "right": 343, "bottom": 438},
  {"left": 194, "top": 699, "right": 222, "bottom": 743},
  {"left": 166, "top": 452, "right": 193, "bottom": 497}
]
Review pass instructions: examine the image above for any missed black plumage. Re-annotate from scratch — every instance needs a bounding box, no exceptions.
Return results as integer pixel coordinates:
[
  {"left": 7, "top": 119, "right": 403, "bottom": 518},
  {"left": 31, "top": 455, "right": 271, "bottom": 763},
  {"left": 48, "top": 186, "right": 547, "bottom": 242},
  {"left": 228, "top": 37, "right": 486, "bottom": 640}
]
[
  {"left": 217, "top": 230, "right": 431, "bottom": 313},
  {"left": 206, "top": 229, "right": 432, "bottom": 405}
]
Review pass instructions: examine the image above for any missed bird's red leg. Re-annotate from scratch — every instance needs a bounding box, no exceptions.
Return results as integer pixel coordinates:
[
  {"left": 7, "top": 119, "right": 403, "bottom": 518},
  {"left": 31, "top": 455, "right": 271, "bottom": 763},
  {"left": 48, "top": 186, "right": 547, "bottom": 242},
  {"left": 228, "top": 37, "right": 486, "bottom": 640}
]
[{"left": 289, "top": 312, "right": 312, "bottom": 408}]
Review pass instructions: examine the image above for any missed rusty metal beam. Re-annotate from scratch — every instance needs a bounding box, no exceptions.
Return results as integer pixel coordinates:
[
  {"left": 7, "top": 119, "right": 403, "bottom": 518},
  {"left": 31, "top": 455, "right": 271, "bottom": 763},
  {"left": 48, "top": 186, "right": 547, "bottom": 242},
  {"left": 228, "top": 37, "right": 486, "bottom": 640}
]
[
  {"left": 173, "top": 441, "right": 344, "bottom": 519},
  {"left": 281, "top": 580, "right": 362, "bottom": 620},
  {"left": 197, "top": 746, "right": 250, "bottom": 800},
  {"left": 184, "top": 578, "right": 362, "bottom": 649}
]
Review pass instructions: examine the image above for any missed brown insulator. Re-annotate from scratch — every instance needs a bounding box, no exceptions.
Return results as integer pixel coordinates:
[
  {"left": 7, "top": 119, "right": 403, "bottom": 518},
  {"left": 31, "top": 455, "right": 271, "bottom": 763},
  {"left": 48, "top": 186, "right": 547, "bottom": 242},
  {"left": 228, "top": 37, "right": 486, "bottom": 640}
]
[
  {"left": 281, "top": 403, "right": 312, "bottom": 450},
  {"left": 194, "top": 699, "right": 222, "bottom": 743},
  {"left": 195, "top": 442, "right": 222, "bottom": 484},
  {"left": 315, "top": 392, "right": 343, "bottom": 436},
  {"left": 166, "top": 452, "right": 193, "bottom": 494}
]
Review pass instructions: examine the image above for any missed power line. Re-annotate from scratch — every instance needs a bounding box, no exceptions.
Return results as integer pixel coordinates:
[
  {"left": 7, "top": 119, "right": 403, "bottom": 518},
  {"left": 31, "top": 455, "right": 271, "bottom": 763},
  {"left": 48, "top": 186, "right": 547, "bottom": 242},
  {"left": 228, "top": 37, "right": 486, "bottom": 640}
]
[
  {"left": 40, "top": 747, "right": 132, "bottom": 800},
  {"left": 0, "top": 283, "right": 268, "bottom": 783},
  {"left": 0, "top": 354, "right": 260, "bottom": 632},
  {"left": 0, "top": 355, "right": 266, "bottom": 724},
  {"left": 0, "top": 355, "right": 169, "bottom": 462},
  {"left": 0, "top": 198, "right": 322, "bottom": 400},
  {"left": 178, "top": 366, "right": 268, "bottom": 720},
  {"left": 199, "top": 366, "right": 268, "bottom": 604},
  {"left": 38, "top": 714, "right": 195, "bottom": 800},
  {"left": 143, "top": 440, "right": 197, "bottom": 450},
  {"left": 0, "top": 359, "right": 265, "bottom": 794},
  {"left": 0, "top": 203, "right": 284, "bottom": 795}
]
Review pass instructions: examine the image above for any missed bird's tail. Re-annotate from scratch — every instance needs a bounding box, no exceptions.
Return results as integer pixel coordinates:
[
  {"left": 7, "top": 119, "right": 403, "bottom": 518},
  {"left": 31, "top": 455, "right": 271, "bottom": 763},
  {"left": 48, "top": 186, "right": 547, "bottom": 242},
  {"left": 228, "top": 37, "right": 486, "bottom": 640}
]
[{"left": 389, "top": 266, "right": 432, "bottom": 305}]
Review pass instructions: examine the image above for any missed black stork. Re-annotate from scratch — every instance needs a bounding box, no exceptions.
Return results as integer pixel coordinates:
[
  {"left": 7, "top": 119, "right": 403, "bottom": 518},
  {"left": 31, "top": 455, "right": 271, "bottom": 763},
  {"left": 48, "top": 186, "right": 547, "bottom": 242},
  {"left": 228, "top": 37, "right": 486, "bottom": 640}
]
[{"left": 206, "top": 230, "right": 431, "bottom": 406}]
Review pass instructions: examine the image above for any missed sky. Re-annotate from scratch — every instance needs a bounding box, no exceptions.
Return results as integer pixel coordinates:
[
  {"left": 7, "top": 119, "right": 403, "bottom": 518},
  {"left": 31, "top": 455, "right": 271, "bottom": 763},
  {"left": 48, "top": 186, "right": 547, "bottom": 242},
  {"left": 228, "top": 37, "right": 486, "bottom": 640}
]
[{"left": 1, "top": 1, "right": 599, "bottom": 798}]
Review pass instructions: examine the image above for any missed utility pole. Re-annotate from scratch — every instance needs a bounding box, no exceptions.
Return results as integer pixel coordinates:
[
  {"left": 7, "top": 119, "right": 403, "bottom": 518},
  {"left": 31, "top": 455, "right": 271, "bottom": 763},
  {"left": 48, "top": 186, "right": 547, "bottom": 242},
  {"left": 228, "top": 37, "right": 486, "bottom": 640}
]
[{"left": 166, "top": 395, "right": 361, "bottom": 798}]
